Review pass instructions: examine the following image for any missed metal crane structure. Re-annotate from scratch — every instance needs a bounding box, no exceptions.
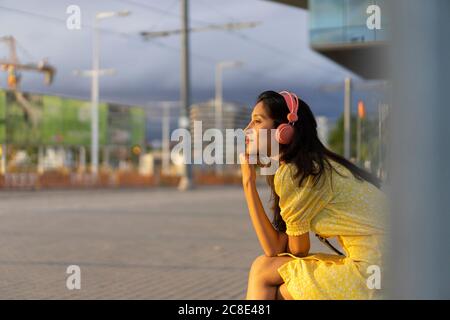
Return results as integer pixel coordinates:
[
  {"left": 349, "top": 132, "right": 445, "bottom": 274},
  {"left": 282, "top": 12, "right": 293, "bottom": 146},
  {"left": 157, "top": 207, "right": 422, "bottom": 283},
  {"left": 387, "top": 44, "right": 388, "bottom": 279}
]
[
  {"left": 0, "top": 35, "right": 55, "bottom": 89},
  {"left": 0, "top": 35, "right": 56, "bottom": 126}
]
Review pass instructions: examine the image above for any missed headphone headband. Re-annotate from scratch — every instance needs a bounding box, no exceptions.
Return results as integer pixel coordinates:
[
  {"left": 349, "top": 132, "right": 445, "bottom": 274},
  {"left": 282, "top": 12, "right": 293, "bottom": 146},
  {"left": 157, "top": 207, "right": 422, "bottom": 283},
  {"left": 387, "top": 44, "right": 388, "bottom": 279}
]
[{"left": 279, "top": 90, "right": 299, "bottom": 123}]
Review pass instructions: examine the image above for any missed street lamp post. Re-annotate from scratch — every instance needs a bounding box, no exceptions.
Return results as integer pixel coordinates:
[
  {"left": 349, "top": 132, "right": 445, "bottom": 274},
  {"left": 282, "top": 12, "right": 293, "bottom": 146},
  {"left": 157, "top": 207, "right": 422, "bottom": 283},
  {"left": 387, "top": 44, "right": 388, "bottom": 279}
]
[
  {"left": 90, "top": 10, "right": 130, "bottom": 176},
  {"left": 160, "top": 101, "right": 180, "bottom": 176},
  {"left": 177, "top": 0, "right": 193, "bottom": 191},
  {"left": 344, "top": 77, "right": 352, "bottom": 160},
  {"left": 356, "top": 100, "right": 365, "bottom": 165},
  {"left": 139, "top": 2, "right": 256, "bottom": 189},
  {"left": 215, "top": 60, "right": 243, "bottom": 175}
]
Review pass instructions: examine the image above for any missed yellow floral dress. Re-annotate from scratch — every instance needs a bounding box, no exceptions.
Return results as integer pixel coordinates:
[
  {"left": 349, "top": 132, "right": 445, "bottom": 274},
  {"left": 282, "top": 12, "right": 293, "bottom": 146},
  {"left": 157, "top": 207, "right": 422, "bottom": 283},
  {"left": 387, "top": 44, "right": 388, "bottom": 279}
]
[{"left": 275, "top": 159, "right": 388, "bottom": 300}]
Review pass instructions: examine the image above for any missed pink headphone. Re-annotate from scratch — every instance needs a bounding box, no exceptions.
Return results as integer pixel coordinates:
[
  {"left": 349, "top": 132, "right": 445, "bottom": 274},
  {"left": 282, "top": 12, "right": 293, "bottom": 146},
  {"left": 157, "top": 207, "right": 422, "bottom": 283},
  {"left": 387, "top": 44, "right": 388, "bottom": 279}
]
[{"left": 276, "top": 90, "right": 299, "bottom": 144}]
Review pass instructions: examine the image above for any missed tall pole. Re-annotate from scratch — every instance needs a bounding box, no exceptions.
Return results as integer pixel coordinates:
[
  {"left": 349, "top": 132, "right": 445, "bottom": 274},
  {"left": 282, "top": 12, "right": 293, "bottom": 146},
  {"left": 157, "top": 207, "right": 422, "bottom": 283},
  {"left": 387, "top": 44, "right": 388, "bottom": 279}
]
[
  {"left": 79, "top": 146, "right": 86, "bottom": 173},
  {"left": 162, "top": 104, "right": 170, "bottom": 175},
  {"left": 356, "top": 112, "right": 361, "bottom": 164},
  {"left": 215, "top": 64, "right": 223, "bottom": 175},
  {"left": 378, "top": 103, "right": 383, "bottom": 178},
  {"left": 87, "top": 11, "right": 130, "bottom": 177},
  {"left": 178, "top": 0, "right": 193, "bottom": 190},
  {"left": 91, "top": 20, "right": 100, "bottom": 176},
  {"left": 344, "top": 77, "right": 352, "bottom": 160},
  {"left": 37, "top": 146, "right": 44, "bottom": 174},
  {"left": 357, "top": 100, "right": 364, "bottom": 165}
]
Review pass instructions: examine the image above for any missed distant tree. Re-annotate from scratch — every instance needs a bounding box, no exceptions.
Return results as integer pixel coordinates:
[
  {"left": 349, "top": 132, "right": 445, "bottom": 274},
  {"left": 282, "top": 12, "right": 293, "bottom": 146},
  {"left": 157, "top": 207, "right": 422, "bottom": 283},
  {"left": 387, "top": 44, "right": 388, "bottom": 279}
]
[
  {"left": 328, "top": 114, "right": 358, "bottom": 157},
  {"left": 327, "top": 113, "right": 382, "bottom": 174}
]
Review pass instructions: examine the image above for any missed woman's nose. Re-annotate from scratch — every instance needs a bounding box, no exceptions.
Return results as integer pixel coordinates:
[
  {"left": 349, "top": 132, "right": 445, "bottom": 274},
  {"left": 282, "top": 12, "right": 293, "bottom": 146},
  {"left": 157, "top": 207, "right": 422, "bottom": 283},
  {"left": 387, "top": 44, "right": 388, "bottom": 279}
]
[{"left": 244, "top": 122, "right": 252, "bottom": 132}]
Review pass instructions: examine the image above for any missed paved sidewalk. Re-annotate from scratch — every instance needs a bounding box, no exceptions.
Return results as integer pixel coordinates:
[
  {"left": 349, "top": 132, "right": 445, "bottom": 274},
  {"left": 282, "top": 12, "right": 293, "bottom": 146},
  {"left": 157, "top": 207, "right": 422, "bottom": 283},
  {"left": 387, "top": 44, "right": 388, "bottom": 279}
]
[{"left": 0, "top": 186, "right": 331, "bottom": 299}]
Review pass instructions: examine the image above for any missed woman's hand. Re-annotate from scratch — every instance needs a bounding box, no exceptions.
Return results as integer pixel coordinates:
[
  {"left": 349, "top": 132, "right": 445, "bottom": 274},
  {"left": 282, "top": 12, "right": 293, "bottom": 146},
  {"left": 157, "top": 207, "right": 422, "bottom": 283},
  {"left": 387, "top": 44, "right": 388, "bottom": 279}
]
[{"left": 239, "top": 152, "right": 256, "bottom": 186}]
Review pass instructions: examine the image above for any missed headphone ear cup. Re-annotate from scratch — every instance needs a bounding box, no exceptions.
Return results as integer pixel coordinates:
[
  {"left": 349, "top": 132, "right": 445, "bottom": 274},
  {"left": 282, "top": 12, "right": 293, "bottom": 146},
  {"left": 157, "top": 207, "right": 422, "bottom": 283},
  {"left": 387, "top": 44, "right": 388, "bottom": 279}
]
[{"left": 275, "top": 123, "right": 294, "bottom": 145}]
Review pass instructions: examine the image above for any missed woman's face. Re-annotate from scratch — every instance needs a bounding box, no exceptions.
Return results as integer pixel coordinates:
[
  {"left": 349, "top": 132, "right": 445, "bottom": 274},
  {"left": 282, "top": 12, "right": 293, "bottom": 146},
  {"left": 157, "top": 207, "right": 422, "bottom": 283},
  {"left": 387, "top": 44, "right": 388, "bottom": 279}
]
[{"left": 244, "top": 101, "right": 275, "bottom": 158}]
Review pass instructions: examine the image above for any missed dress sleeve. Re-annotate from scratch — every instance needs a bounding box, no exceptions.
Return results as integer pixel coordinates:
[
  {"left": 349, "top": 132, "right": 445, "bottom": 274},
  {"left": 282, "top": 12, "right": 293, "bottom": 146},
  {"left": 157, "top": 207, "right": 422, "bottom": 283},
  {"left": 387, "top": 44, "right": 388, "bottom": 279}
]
[{"left": 274, "top": 163, "right": 332, "bottom": 236}]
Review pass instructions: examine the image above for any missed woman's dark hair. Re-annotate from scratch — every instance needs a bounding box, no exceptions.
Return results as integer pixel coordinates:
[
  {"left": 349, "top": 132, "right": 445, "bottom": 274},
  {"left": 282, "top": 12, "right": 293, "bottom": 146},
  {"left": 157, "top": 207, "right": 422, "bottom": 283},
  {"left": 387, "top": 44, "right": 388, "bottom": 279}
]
[{"left": 256, "top": 90, "right": 382, "bottom": 232}]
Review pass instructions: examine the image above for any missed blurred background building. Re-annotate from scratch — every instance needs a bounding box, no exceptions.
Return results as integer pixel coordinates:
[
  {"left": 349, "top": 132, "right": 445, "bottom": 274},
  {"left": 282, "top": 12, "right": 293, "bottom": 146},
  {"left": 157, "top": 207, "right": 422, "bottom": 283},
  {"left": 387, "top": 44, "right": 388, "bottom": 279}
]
[
  {"left": 190, "top": 99, "right": 250, "bottom": 175},
  {"left": 270, "top": 0, "right": 388, "bottom": 79},
  {"left": 0, "top": 89, "right": 148, "bottom": 187}
]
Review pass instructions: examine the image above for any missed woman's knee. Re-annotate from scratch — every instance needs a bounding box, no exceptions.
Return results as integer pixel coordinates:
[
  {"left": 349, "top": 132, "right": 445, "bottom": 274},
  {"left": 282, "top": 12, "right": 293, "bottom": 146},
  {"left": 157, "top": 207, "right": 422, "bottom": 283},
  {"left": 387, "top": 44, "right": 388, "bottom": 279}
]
[
  {"left": 276, "top": 283, "right": 294, "bottom": 300},
  {"left": 249, "top": 255, "right": 272, "bottom": 279}
]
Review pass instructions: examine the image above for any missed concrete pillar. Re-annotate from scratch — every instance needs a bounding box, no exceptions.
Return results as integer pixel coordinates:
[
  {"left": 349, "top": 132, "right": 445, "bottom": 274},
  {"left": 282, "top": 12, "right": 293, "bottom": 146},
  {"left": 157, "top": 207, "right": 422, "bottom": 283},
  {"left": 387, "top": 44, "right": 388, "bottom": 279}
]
[{"left": 388, "top": 0, "right": 450, "bottom": 299}]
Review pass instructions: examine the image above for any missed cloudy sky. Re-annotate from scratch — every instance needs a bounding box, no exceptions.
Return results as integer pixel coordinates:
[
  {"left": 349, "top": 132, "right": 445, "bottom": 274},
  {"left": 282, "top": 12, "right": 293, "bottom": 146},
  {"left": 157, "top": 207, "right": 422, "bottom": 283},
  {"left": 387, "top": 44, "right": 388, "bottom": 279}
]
[{"left": 0, "top": 0, "right": 375, "bottom": 122}]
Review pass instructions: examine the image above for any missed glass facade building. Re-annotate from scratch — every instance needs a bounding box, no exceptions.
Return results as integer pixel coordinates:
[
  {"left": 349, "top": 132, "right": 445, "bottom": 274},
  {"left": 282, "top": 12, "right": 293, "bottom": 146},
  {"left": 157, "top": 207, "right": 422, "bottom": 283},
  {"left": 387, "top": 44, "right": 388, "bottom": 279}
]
[
  {"left": 270, "top": 0, "right": 389, "bottom": 78},
  {"left": 310, "top": 0, "right": 387, "bottom": 47}
]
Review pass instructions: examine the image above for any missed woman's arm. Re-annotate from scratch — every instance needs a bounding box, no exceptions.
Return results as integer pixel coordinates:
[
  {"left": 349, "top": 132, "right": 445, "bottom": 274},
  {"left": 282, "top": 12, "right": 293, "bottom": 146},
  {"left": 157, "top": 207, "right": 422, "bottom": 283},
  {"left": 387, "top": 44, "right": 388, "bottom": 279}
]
[
  {"left": 240, "top": 154, "right": 287, "bottom": 257},
  {"left": 243, "top": 180, "right": 288, "bottom": 256},
  {"left": 286, "top": 233, "right": 310, "bottom": 257},
  {"left": 244, "top": 180, "right": 311, "bottom": 257}
]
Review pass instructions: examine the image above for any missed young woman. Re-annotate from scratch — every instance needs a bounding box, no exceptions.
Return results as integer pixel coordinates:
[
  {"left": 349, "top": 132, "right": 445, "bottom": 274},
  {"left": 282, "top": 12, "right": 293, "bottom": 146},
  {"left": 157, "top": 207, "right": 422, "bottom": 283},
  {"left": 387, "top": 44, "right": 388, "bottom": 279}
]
[{"left": 240, "top": 90, "right": 388, "bottom": 300}]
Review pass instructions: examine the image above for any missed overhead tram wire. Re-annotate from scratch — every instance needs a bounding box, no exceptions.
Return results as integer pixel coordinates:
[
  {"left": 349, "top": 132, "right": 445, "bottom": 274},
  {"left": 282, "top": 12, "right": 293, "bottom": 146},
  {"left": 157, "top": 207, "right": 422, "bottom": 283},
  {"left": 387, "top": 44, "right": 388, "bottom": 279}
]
[
  {"left": 115, "top": 0, "right": 274, "bottom": 79},
  {"left": 194, "top": 0, "right": 352, "bottom": 105},
  {"left": 117, "top": 0, "right": 338, "bottom": 80},
  {"left": 0, "top": 5, "right": 131, "bottom": 39},
  {"left": 0, "top": 5, "right": 218, "bottom": 65},
  {"left": 115, "top": 0, "right": 183, "bottom": 17},
  {"left": 116, "top": 0, "right": 298, "bottom": 60},
  {"left": 145, "top": 0, "right": 180, "bottom": 32},
  {"left": 1, "top": 4, "right": 294, "bottom": 85},
  {"left": 194, "top": 0, "right": 340, "bottom": 76}
]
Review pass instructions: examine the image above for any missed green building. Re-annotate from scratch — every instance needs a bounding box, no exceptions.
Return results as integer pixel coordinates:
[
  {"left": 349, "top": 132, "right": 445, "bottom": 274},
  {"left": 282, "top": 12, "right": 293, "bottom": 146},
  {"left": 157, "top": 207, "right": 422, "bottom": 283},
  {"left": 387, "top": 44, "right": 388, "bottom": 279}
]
[{"left": 0, "top": 89, "right": 147, "bottom": 172}]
